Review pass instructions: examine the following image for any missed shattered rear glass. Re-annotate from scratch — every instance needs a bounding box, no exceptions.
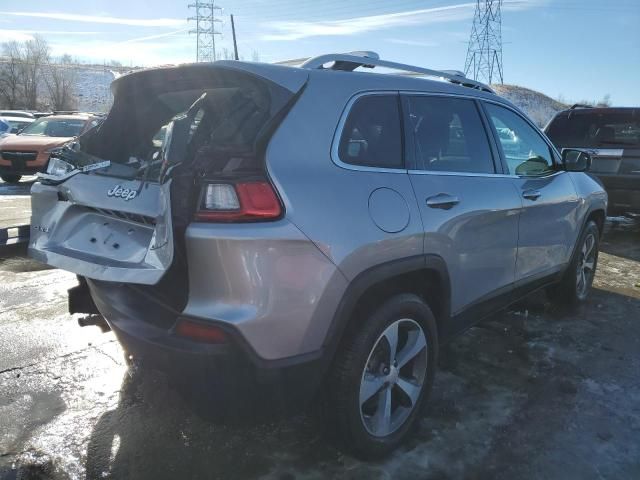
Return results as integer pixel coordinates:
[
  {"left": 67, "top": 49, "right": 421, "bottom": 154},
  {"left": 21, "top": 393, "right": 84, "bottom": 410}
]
[{"left": 45, "top": 64, "right": 293, "bottom": 184}]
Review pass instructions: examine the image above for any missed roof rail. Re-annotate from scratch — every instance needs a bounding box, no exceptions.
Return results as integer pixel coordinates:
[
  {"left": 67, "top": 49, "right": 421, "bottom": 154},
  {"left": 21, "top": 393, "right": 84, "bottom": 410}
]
[
  {"left": 296, "top": 51, "right": 494, "bottom": 93},
  {"left": 570, "top": 103, "right": 593, "bottom": 110},
  {"left": 273, "top": 56, "right": 312, "bottom": 67},
  {"left": 52, "top": 110, "right": 82, "bottom": 115}
]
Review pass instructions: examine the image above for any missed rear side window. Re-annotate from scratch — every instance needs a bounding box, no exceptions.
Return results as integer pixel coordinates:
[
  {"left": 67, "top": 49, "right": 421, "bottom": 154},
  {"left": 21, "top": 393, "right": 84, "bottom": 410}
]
[
  {"left": 404, "top": 96, "right": 495, "bottom": 174},
  {"left": 338, "top": 95, "right": 403, "bottom": 169}
]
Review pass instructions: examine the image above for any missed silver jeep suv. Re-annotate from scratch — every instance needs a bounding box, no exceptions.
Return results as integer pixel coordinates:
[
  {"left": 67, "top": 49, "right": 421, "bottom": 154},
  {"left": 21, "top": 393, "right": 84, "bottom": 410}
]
[{"left": 29, "top": 52, "right": 607, "bottom": 457}]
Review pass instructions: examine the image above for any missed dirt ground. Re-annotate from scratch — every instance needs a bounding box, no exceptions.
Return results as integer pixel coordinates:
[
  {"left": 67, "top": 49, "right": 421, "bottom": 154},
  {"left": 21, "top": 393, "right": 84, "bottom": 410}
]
[{"left": 0, "top": 212, "right": 638, "bottom": 480}]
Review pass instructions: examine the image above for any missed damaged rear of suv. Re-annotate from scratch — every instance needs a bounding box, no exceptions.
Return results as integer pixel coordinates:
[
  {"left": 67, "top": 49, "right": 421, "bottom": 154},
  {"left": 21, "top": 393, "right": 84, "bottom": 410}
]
[
  {"left": 30, "top": 62, "right": 329, "bottom": 385},
  {"left": 29, "top": 53, "right": 606, "bottom": 458}
]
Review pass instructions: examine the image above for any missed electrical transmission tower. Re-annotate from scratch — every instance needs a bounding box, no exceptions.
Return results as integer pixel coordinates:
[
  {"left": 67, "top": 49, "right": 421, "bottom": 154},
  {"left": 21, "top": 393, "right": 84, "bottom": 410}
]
[
  {"left": 188, "top": 0, "right": 222, "bottom": 62},
  {"left": 464, "top": 0, "right": 504, "bottom": 85}
]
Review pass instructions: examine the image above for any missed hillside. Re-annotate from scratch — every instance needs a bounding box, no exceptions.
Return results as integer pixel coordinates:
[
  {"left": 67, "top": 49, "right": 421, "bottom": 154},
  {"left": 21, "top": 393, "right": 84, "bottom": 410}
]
[
  {"left": 74, "top": 67, "right": 116, "bottom": 112},
  {"left": 491, "top": 84, "right": 568, "bottom": 127}
]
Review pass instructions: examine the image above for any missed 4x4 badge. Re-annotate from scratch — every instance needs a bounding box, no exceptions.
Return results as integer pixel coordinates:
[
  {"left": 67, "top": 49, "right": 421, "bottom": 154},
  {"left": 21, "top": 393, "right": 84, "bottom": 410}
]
[{"left": 107, "top": 185, "right": 138, "bottom": 201}]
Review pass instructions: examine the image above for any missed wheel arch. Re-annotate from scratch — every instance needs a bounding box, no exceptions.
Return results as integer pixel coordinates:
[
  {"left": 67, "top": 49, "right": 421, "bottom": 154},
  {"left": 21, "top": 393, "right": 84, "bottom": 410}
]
[
  {"left": 586, "top": 208, "right": 605, "bottom": 237},
  {"left": 564, "top": 206, "right": 605, "bottom": 277},
  {"left": 322, "top": 255, "right": 451, "bottom": 365}
]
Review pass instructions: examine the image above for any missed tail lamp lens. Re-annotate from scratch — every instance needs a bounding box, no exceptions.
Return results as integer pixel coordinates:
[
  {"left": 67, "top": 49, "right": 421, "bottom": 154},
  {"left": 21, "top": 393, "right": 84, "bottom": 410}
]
[
  {"left": 175, "top": 318, "right": 228, "bottom": 344},
  {"left": 203, "top": 184, "right": 240, "bottom": 210},
  {"left": 195, "top": 181, "right": 281, "bottom": 222}
]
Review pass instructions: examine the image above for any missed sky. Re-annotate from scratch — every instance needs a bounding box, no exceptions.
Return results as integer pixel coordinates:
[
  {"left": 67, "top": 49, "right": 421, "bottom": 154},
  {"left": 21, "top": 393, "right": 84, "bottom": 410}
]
[{"left": 0, "top": 0, "right": 638, "bottom": 105}]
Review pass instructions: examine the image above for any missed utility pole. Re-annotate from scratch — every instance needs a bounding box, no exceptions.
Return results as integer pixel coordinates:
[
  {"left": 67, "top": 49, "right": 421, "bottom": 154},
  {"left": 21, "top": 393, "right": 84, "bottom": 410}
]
[
  {"left": 464, "top": 0, "right": 504, "bottom": 85},
  {"left": 230, "top": 14, "right": 239, "bottom": 60},
  {"left": 188, "top": 0, "right": 223, "bottom": 62}
]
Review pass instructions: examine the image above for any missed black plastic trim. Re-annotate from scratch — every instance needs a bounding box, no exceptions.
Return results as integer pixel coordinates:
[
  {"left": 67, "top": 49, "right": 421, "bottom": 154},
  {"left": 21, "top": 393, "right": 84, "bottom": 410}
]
[
  {"left": 445, "top": 268, "right": 563, "bottom": 339},
  {"left": 320, "top": 254, "right": 451, "bottom": 360}
]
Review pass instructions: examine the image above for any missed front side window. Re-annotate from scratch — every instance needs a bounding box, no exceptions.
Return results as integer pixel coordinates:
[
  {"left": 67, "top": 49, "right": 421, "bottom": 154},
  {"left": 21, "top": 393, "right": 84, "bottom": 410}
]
[
  {"left": 338, "top": 95, "right": 403, "bottom": 169},
  {"left": 405, "top": 96, "right": 495, "bottom": 174},
  {"left": 485, "top": 103, "right": 555, "bottom": 176}
]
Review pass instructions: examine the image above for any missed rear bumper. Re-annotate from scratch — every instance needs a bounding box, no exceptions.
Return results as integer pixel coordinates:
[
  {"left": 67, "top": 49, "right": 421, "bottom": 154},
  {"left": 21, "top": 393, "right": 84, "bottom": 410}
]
[
  {"left": 594, "top": 174, "right": 640, "bottom": 213},
  {"left": 86, "top": 278, "right": 326, "bottom": 403}
]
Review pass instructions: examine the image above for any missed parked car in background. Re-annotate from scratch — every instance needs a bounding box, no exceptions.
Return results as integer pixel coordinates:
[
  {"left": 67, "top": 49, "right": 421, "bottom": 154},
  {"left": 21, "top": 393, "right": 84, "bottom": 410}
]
[
  {"left": 0, "top": 119, "right": 9, "bottom": 136},
  {"left": 0, "top": 113, "right": 100, "bottom": 183},
  {"left": 0, "top": 116, "right": 35, "bottom": 134},
  {"left": 29, "top": 53, "right": 606, "bottom": 457},
  {"left": 0, "top": 110, "right": 35, "bottom": 119},
  {"left": 545, "top": 106, "right": 640, "bottom": 216}
]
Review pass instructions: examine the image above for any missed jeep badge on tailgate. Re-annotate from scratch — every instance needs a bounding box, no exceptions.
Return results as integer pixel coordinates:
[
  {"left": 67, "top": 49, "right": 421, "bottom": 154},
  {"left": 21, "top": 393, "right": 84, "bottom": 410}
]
[{"left": 107, "top": 185, "right": 138, "bottom": 201}]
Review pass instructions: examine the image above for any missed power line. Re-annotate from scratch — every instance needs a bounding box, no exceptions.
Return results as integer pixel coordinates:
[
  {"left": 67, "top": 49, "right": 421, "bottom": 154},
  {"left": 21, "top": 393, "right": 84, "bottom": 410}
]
[
  {"left": 188, "top": 0, "right": 223, "bottom": 62},
  {"left": 464, "top": 0, "right": 503, "bottom": 85}
]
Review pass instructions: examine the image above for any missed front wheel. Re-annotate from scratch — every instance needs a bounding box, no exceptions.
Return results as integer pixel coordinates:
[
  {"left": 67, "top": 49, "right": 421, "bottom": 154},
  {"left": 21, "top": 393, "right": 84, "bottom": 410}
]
[
  {"left": 549, "top": 220, "right": 600, "bottom": 305},
  {"left": 327, "top": 294, "right": 438, "bottom": 458},
  {"left": 1, "top": 174, "right": 21, "bottom": 184}
]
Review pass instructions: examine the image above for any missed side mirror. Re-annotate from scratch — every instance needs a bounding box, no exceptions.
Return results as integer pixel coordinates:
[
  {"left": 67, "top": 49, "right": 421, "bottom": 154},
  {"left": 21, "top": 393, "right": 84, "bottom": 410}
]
[{"left": 562, "top": 149, "right": 592, "bottom": 172}]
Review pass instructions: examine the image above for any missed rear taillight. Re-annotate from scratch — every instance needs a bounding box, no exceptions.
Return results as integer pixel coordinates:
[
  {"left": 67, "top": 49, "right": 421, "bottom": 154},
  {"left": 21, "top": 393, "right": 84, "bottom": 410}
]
[{"left": 194, "top": 181, "right": 282, "bottom": 222}]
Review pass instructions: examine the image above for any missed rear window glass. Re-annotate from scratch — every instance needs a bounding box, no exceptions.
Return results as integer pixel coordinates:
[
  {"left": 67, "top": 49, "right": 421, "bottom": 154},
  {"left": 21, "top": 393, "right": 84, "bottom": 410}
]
[
  {"left": 338, "top": 95, "right": 403, "bottom": 169},
  {"left": 67, "top": 66, "right": 294, "bottom": 182},
  {"left": 546, "top": 111, "right": 640, "bottom": 148}
]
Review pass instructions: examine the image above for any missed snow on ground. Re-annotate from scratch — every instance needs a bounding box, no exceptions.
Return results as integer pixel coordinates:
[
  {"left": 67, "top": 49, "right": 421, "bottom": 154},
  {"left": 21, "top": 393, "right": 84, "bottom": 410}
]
[{"left": 73, "top": 67, "right": 115, "bottom": 113}]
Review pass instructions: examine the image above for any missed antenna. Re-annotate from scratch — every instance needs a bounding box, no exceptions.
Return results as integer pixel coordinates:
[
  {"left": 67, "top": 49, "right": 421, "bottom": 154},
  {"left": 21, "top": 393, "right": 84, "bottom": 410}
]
[
  {"left": 188, "top": 0, "right": 223, "bottom": 62},
  {"left": 464, "top": 0, "right": 504, "bottom": 85}
]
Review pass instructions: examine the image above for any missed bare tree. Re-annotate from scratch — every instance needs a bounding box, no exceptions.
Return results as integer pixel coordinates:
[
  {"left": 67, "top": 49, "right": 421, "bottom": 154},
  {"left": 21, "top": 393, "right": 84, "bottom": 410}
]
[
  {"left": 0, "top": 42, "right": 23, "bottom": 108},
  {"left": 43, "top": 54, "right": 77, "bottom": 111},
  {"left": 20, "top": 35, "right": 50, "bottom": 109}
]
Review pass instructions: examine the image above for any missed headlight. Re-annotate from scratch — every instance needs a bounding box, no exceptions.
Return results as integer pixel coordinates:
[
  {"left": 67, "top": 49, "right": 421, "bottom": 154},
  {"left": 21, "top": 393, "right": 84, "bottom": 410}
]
[{"left": 46, "top": 157, "right": 76, "bottom": 177}]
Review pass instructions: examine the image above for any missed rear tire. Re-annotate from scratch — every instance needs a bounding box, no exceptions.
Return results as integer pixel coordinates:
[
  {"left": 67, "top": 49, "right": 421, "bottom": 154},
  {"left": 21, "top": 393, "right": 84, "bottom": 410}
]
[
  {"left": 548, "top": 220, "right": 599, "bottom": 306},
  {"left": 1, "top": 174, "right": 21, "bottom": 184},
  {"left": 327, "top": 294, "right": 438, "bottom": 458}
]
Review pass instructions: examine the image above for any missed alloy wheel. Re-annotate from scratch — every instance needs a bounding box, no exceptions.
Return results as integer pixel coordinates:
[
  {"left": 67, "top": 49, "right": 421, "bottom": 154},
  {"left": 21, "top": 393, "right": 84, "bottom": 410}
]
[
  {"left": 576, "top": 232, "right": 597, "bottom": 299},
  {"left": 359, "top": 318, "right": 428, "bottom": 437}
]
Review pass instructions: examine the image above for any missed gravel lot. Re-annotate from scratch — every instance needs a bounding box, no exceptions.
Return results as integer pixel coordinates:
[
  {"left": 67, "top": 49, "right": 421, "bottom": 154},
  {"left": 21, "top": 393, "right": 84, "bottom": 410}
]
[{"left": 0, "top": 179, "right": 638, "bottom": 479}]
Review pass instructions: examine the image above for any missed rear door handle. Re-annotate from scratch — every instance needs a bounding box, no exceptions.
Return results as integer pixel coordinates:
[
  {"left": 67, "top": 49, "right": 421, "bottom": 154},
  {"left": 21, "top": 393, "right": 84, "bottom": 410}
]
[
  {"left": 426, "top": 193, "right": 460, "bottom": 209},
  {"left": 522, "top": 190, "right": 541, "bottom": 201}
]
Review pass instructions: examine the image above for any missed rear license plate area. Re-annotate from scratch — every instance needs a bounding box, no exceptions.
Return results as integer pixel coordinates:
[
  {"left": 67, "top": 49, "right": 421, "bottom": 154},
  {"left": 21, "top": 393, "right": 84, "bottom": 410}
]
[{"left": 59, "top": 213, "right": 155, "bottom": 264}]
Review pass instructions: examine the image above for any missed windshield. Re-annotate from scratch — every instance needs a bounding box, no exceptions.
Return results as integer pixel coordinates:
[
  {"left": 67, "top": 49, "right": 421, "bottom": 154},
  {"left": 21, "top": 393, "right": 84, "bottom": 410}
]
[
  {"left": 546, "top": 111, "right": 640, "bottom": 148},
  {"left": 20, "top": 117, "right": 86, "bottom": 137}
]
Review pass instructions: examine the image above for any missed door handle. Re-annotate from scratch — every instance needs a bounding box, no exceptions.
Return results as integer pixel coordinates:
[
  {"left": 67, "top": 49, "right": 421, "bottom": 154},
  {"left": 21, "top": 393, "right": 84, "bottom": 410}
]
[
  {"left": 426, "top": 193, "right": 460, "bottom": 209},
  {"left": 522, "top": 189, "right": 541, "bottom": 201}
]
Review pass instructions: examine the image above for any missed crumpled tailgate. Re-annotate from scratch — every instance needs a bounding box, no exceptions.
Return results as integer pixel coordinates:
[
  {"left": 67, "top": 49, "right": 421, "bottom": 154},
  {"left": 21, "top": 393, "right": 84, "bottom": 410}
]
[{"left": 29, "top": 173, "right": 173, "bottom": 285}]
